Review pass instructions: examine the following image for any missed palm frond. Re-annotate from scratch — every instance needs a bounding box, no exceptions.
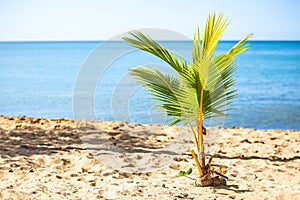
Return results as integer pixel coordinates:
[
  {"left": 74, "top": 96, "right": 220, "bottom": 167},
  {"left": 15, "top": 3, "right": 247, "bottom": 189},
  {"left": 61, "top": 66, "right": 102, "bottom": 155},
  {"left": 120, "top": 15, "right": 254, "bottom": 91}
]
[
  {"left": 129, "top": 66, "right": 196, "bottom": 125},
  {"left": 123, "top": 32, "right": 190, "bottom": 76},
  {"left": 201, "top": 13, "right": 229, "bottom": 59},
  {"left": 192, "top": 27, "right": 201, "bottom": 63},
  {"left": 227, "top": 33, "right": 252, "bottom": 57}
]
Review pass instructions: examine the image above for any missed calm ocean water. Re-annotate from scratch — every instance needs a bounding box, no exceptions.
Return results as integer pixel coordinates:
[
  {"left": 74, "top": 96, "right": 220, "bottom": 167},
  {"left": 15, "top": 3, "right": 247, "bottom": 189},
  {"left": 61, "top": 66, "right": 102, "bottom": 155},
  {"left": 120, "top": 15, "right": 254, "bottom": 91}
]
[{"left": 0, "top": 41, "right": 299, "bottom": 130}]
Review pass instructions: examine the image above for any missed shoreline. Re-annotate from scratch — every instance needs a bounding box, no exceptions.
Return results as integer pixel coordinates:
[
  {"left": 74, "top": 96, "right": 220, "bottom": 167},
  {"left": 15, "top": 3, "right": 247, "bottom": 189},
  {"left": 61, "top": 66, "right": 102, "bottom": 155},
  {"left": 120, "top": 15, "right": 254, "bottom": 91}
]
[
  {"left": 0, "top": 115, "right": 299, "bottom": 199},
  {"left": 1, "top": 115, "right": 299, "bottom": 131}
]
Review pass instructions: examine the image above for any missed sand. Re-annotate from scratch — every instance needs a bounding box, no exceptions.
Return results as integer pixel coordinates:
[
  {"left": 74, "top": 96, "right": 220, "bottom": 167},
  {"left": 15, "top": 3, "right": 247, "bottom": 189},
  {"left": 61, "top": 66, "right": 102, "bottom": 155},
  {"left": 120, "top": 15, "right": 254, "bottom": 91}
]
[{"left": 0, "top": 115, "right": 299, "bottom": 200}]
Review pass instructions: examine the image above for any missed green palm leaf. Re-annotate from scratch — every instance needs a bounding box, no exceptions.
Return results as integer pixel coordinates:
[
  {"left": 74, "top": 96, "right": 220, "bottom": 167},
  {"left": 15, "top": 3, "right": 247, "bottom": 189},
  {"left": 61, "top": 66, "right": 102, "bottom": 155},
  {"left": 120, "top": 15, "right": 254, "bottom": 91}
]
[
  {"left": 123, "top": 13, "right": 251, "bottom": 128},
  {"left": 123, "top": 31, "right": 195, "bottom": 85},
  {"left": 129, "top": 66, "right": 198, "bottom": 126}
]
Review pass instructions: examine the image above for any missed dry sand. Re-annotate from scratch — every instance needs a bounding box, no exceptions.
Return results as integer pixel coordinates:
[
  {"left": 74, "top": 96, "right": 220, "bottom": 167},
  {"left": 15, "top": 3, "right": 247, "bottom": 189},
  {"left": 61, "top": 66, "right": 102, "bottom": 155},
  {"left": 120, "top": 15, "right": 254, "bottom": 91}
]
[{"left": 0, "top": 115, "right": 299, "bottom": 200}]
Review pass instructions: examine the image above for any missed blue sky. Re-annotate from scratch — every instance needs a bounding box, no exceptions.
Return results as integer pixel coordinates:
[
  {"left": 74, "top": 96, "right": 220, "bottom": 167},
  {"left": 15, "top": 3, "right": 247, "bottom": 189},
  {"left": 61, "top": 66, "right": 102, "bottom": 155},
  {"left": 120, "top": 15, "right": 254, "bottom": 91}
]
[{"left": 0, "top": 0, "right": 299, "bottom": 41}]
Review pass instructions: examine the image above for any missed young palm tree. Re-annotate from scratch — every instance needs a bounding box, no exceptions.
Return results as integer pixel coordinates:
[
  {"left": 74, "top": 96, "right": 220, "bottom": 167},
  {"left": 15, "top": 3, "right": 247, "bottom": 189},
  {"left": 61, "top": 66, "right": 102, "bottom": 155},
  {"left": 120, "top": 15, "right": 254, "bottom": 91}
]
[{"left": 123, "top": 13, "right": 251, "bottom": 186}]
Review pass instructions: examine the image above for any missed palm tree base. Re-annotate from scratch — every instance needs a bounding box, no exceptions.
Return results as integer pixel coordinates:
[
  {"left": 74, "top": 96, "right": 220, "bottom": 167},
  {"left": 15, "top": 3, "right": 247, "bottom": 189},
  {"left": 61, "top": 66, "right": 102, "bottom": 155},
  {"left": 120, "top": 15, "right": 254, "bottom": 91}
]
[{"left": 196, "top": 174, "right": 227, "bottom": 187}]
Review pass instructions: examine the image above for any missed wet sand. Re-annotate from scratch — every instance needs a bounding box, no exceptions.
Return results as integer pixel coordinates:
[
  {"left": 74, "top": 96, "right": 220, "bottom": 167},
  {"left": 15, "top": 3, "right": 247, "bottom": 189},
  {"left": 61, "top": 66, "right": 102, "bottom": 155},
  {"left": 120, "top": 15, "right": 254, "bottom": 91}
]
[{"left": 0, "top": 115, "right": 299, "bottom": 199}]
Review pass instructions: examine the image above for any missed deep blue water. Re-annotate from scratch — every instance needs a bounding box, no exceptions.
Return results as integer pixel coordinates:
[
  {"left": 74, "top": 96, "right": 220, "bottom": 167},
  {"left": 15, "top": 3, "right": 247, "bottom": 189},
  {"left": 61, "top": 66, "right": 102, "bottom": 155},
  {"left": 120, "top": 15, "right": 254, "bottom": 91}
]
[{"left": 0, "top": 41, "right": 299, "bottom": 130}]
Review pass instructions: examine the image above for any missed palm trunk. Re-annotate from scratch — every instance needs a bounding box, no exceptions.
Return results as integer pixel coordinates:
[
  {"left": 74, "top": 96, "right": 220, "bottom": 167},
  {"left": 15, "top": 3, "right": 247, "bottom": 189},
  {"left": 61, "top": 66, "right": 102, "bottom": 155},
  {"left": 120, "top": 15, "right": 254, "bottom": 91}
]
[
  {"left": 191, "top": 149, "right": 203, "bottom": 177},
  {"left": 191, "top": 122, "right": 206, "bottom": 178},
  {"left": 198, "top": 124, "right": 205, "bottom": 172},
  {"left": 194, "top": 122, "right": 214, "bottom": 186},
  {"left": 197, "top": 79, "right": 206, "bottom": 176}
]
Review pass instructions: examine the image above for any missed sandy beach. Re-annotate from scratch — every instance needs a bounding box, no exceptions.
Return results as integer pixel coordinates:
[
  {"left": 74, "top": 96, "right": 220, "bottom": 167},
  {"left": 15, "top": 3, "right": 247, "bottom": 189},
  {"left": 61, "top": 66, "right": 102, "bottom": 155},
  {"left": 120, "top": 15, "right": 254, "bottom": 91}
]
[{"left": 0, "top": 115, "right": 299, "bottom": 200}]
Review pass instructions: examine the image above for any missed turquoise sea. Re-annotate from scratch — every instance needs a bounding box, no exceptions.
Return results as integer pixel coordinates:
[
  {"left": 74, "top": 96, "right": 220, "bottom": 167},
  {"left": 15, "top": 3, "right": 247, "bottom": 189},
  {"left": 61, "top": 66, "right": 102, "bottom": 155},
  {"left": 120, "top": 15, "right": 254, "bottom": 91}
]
[{"left": 0, "top": 41, "right": 299, "bottom": 130}]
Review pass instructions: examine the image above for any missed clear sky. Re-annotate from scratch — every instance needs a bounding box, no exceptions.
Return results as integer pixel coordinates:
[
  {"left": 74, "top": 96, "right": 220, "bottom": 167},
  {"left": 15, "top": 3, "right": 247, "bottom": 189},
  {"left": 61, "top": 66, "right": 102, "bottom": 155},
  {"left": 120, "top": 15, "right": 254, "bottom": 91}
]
[{"left": 0, "top": 0, "right": 299, "bottom": 41}]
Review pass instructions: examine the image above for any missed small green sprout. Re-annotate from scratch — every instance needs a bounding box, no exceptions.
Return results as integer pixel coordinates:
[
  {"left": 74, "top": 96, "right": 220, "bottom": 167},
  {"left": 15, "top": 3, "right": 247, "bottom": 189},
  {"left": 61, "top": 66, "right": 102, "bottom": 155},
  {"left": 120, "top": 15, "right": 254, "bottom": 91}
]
[{"left": 178, "top": 168, "right": 192, "bottom": 176}]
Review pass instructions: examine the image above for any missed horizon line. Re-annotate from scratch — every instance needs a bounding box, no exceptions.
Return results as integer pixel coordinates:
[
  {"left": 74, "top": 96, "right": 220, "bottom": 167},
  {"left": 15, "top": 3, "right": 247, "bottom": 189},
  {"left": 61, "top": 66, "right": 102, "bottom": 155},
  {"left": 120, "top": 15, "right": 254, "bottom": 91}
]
[{"left": 1, "top": 39, "right": 300, "bottom": 43}]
